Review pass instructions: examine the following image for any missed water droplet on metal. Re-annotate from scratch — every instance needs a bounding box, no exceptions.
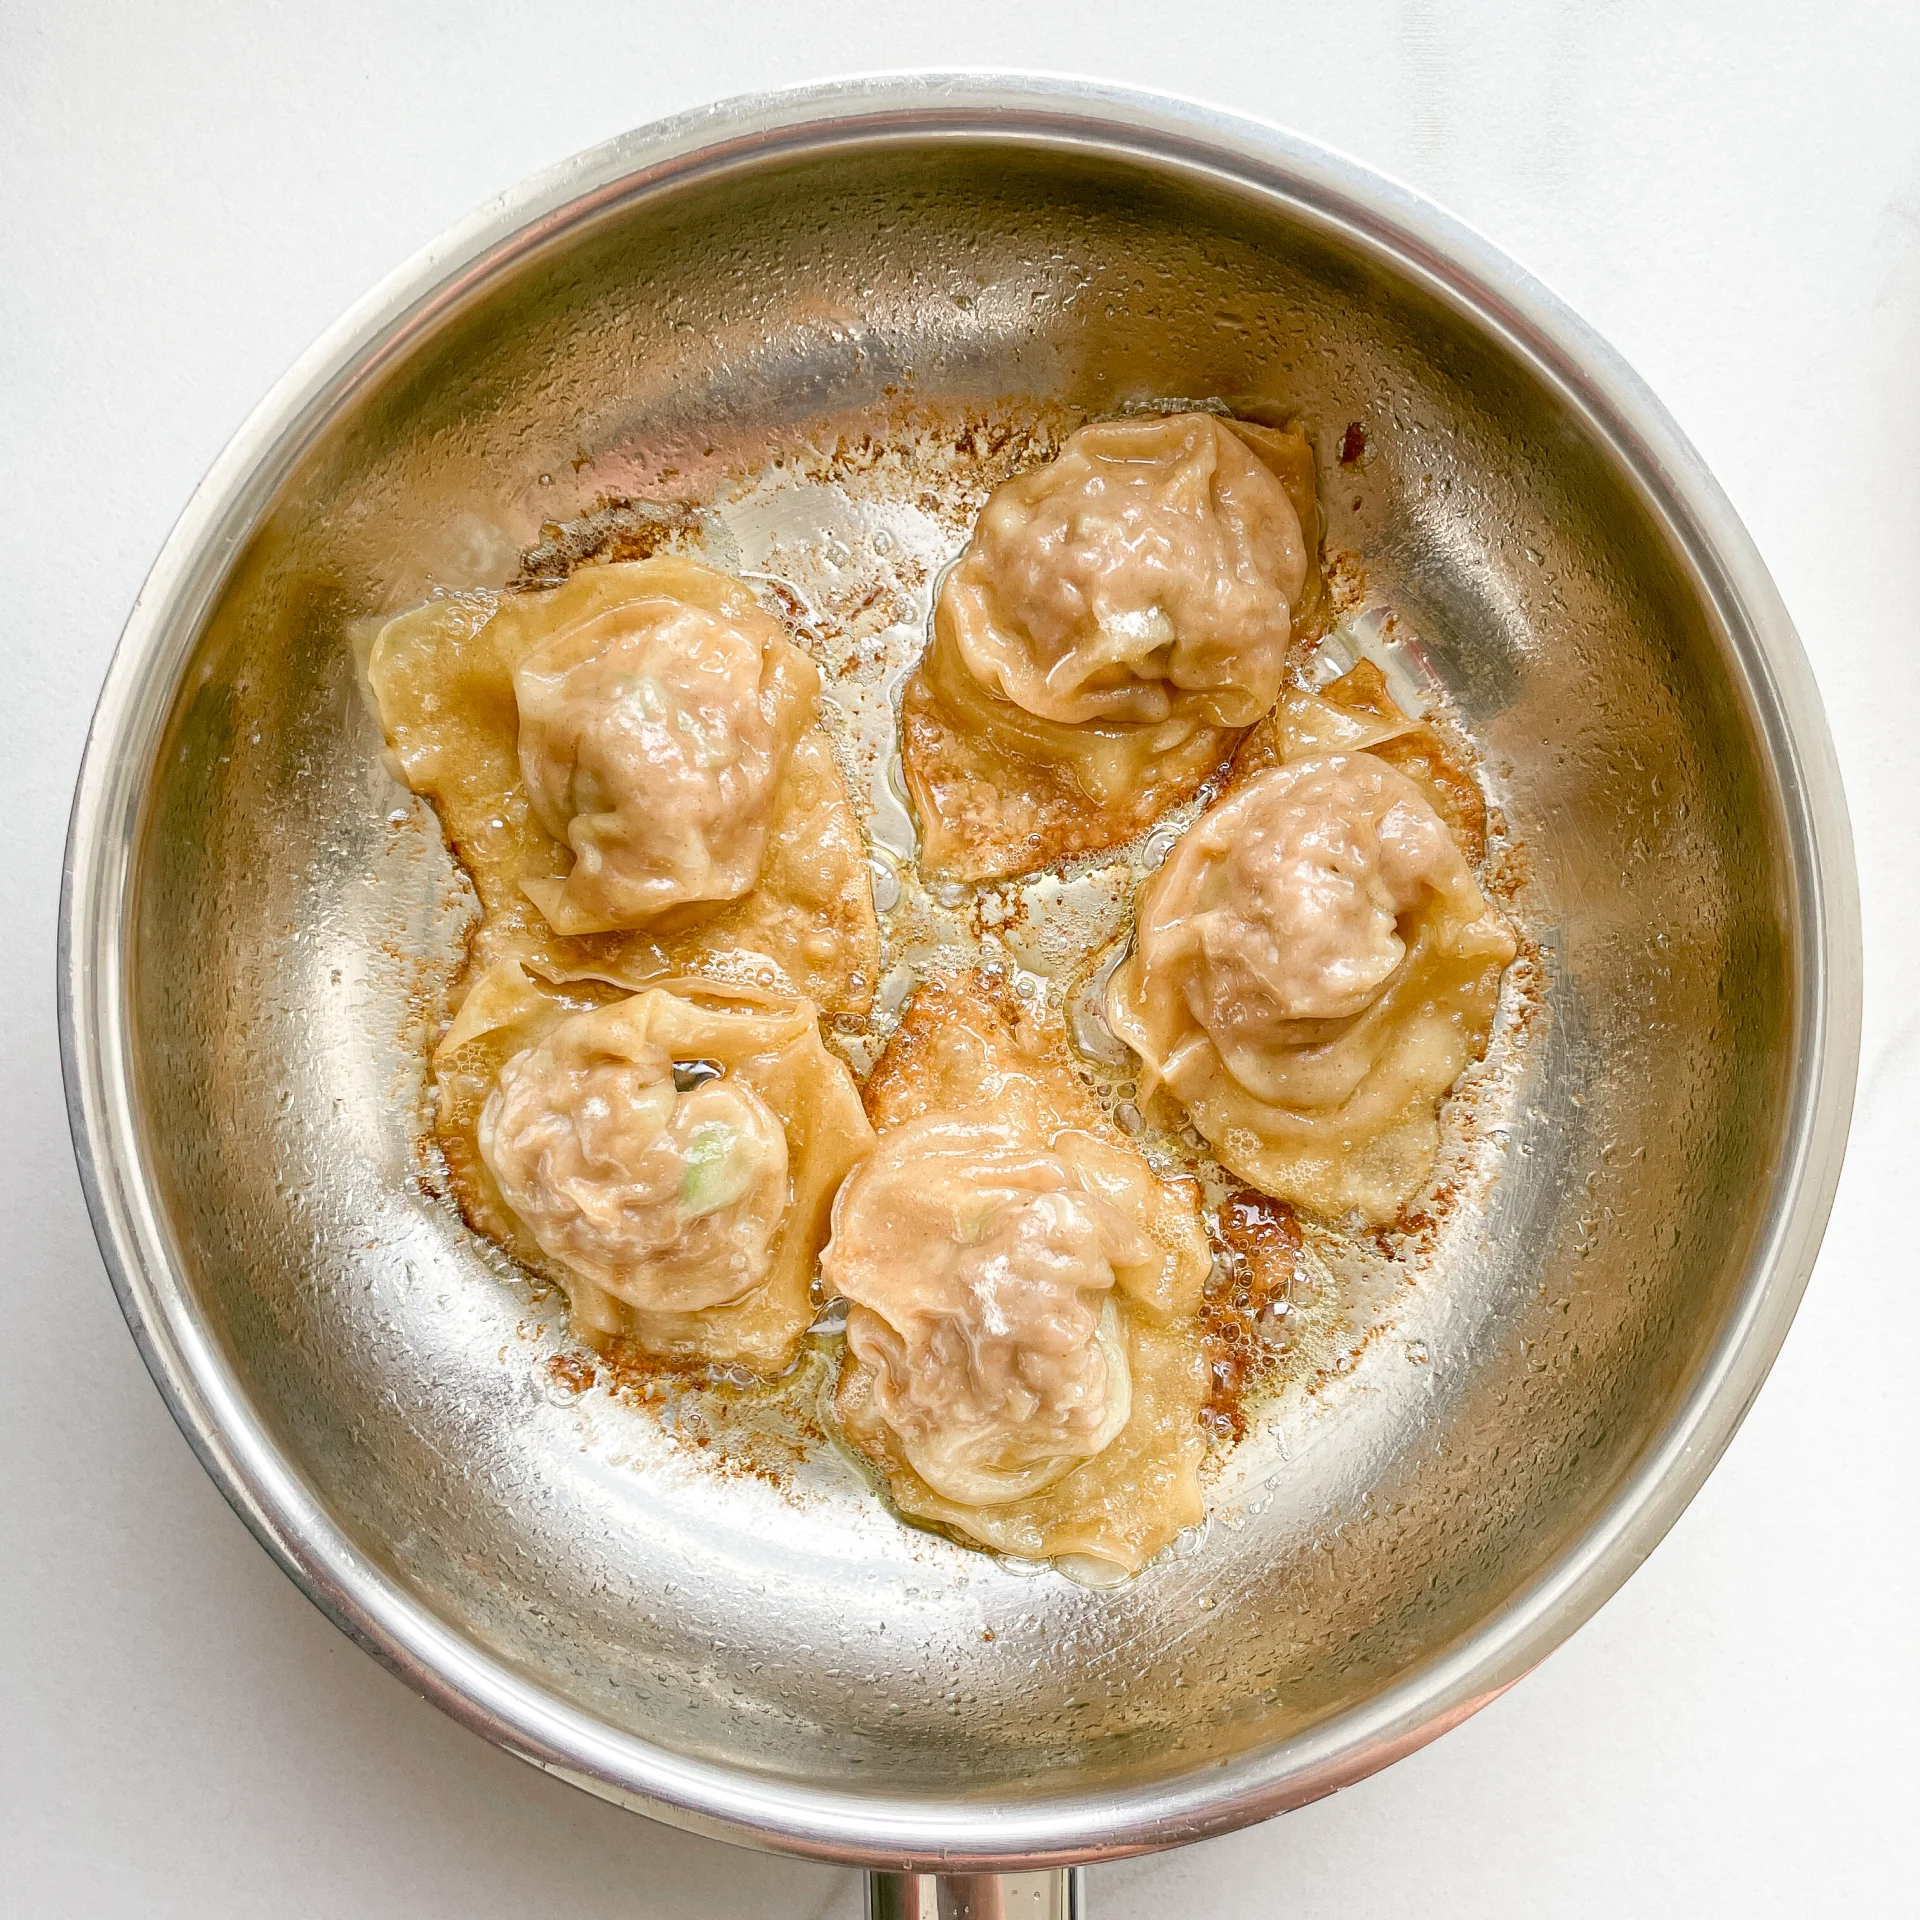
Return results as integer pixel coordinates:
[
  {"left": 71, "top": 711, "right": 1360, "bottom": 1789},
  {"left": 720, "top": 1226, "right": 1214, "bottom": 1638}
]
[
  {"left": 1141, "top": 824, "right": 1181, "bottom": 868},
  {"left": 809, "top": 1296, "right": 851, "bottom": 1337},
  {"left": 868, "top": 856, "right": 902, "bottom": 912}
]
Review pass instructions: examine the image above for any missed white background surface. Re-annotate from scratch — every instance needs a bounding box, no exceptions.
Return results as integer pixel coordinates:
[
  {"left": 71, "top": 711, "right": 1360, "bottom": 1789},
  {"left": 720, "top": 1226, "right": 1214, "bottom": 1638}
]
[{"left": 5, "top": 5, "right": 1917, "bottom": 1915}]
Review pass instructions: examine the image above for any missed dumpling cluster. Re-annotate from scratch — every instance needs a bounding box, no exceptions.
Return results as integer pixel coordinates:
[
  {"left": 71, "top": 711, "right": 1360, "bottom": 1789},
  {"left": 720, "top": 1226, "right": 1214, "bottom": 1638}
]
[
  {"left": 370, "top": 556, "right": 882, "bottom": 1369},
  {"left": 373, "top": 410, "right": 1517, "bottom": 1577}
]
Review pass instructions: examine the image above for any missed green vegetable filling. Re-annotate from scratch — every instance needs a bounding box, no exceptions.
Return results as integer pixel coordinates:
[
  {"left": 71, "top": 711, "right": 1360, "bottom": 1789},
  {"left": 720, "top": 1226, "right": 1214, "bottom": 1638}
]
[{"left": 680, "top": 1121, "right": 756, "bottom": 1215}]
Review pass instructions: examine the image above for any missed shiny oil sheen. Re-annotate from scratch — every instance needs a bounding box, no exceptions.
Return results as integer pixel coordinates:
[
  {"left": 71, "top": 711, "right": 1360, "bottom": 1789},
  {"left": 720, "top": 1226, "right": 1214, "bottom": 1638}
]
[{"left": 61, "top": 80, "right": 1857, "bottom": 1879}]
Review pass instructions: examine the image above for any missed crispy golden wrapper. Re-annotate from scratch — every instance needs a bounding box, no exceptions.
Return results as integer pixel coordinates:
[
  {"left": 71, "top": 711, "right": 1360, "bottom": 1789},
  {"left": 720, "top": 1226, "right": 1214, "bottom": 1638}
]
[
  {"left": 901, "top": 417, "right": 1322, "bottom": 882},
  {"left": 1108, "top": 663, "right": 1515, "bottom": 1225},
  {"left": 434, "top": 963, "right": 873, "bottom": 1370},
  {"left": 832, "top": 975, "right": 1211, "bottom": 1575},
  {"left": 369, "top": 557, "right": 879, "bottom": 1014}
]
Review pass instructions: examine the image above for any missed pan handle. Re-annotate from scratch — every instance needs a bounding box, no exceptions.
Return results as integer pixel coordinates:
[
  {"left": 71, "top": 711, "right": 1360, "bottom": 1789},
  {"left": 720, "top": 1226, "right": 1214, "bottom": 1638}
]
[{"left": 866, "top": 1868, "right": 1086, "bottom": 1918}]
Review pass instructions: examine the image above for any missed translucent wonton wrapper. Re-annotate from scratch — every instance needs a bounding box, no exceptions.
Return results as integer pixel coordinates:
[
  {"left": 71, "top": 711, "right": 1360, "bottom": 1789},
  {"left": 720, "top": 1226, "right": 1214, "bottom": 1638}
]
[
  {"left": 1106, "top": 663, "right": 1516, "bottom": 1225},
  {"left": 829, "top": 975, "right": 1211, "bottom": 1575},
  {"left": 434, "top": 962, "right": 873, "bottom": 1369},
  {"left": 369, "top": 557, "right": 879, "bottom": 1014},
  {"left": 902, "top": 414, "right": 1321, "bottom": 881}
]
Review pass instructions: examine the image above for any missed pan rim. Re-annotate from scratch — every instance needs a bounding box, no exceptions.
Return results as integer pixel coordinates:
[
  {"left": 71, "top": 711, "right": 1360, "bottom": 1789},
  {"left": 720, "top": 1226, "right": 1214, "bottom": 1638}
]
[{"left": 58, "top": 72, "right": 1862, "bottom": 1869}]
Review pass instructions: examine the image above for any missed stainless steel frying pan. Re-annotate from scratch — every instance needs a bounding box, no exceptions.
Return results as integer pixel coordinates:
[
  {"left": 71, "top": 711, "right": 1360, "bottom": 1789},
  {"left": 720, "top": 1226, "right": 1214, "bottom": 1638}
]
[{"left": 59, "top": 78, "right": 1859, "bottom": 1917}]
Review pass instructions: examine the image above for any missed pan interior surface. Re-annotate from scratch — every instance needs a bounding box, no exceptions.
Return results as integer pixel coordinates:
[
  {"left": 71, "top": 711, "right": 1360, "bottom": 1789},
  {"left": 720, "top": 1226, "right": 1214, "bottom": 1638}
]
[{"left": 87, "top": 98, "right": 1842, "bottom": 1860}]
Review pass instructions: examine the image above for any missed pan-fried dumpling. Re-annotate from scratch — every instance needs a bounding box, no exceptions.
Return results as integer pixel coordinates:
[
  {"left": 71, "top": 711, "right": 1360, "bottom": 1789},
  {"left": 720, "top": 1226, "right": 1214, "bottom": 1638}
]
[
  {"left": 827, "top": 1116, "right": 1142, "bottom": 1505},
  {"left": 1106, "top": 667, "right": 1515, "bottom": 1224},
  {"left": 369, "top": 557, "right": 879, "bottom": 1014},
  {"left": 943, "top": 414, "right": 1306, "bottom": 729},
  {"left": 433, "top": 962, "right": 874, "bottom": 1370},
  {"left": 902, "top": 413, "right": 1319, "bottom": 881},
  {"left": 512, "top": 576, "right": 814, "bottom": 935},
  {"left": 825, "top": 975, "right": 1211, "bottom": 1575},
  {"left": 482, "top": 1015, "right": 790, "bottom": 1314}
]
